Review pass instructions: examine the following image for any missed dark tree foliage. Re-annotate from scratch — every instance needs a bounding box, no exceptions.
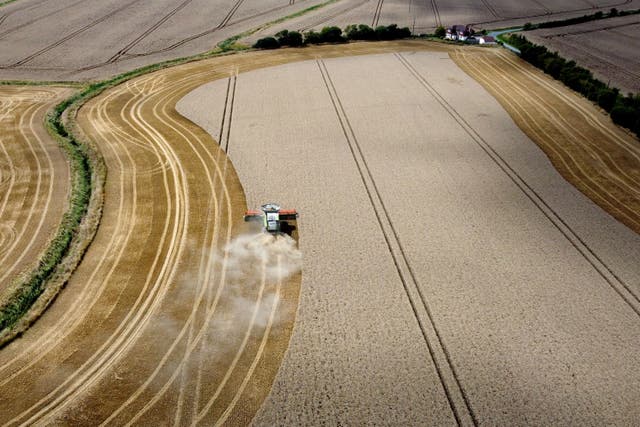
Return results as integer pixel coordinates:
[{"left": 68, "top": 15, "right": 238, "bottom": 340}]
[
  {"left": 275, "top": 30, "right": 303, "bottom": 47},
  {"left": 320, "top": 26, "right": 345, "bottom": 43},
  {"left": 434, "top": 25, "right": 446, "bottom": 38},
  {"left": 344, "top": 24, "right": 377, "bottom": 40},
  {"left": 507, "top": 34, "right": 639, "bottom": 137},
  {"left": 255, "top": 23, "right": 413, "bottom": 49},
  {"left": 303, "top": 30, "right": 322, "bottom": 44},
  {"left": 253, "top": 37, "right": 280, "bottom": 49}
]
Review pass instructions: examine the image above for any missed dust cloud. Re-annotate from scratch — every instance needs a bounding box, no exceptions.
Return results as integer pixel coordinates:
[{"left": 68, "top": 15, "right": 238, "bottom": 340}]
[
  {"left": 212, "top": 232, "right": 302, "bottom": 330},
  {"left": 222, "top": 233, "right": 303, "bottom": 285}
]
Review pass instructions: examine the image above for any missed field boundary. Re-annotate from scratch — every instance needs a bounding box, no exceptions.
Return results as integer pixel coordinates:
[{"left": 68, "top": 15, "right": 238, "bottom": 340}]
[
  {"left": 0, "top": 91, "right": 104, "bottom": 347},
  {"left": 0, "top": 1, "right": 343, "bottom": 345}
]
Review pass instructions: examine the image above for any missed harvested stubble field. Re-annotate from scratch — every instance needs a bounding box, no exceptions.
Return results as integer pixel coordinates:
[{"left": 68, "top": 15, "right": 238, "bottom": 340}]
[
  {"left": 248, "top": 0, "right": 640, "bottom": 42},
  {"left": 3, "top": 0, "right": 640, "bottom": 82},
  {"left": 0, "top": 41, "right": 436, "bottom": 426},
  {"left": 179, "top": 43, "right": 640, "bottom": 424},
  {"left": 527, "top": 13, "right": 640, "bottom": 95},
  {"left": 0, "top": 86, "right": 71, "bottom": 302},
  {"left": 1, "top": 39, "right": 639, "bottom": 425},
  {"left": 0, "top": 0, "right": 329, "bottom": 81}
]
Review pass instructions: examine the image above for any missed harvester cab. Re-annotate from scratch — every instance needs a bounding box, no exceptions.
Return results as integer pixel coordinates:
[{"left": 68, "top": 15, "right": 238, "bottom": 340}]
[{"left": 244, "top": 203, "right": 298, "bottom": 234}]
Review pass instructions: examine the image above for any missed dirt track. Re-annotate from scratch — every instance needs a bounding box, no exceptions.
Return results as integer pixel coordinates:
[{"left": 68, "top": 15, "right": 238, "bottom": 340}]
[
  {"left": 1, "top": 40, "right": 639, "bottom": 425},
  {"left": 0, "top": 86, "right": 70, "bottom": 302}
]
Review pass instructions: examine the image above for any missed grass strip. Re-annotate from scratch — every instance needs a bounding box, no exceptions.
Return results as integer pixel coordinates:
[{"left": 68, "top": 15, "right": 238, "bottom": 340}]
[
  {"left": 0, "top": 37, "right": 252, "bottom": 346},
  {"left": 0, "top": 0, "right": 19, "bottom": 8},
  {"left": 0, "top": 94, "right": 92, "bottom": 340},
  {"left": 0, "top": 0, "right": 357, "bottom": 345}
]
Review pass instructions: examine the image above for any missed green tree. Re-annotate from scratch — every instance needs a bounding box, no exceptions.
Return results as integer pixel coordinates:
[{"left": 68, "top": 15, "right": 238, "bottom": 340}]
[
  {"left": 320, "top": 26, "right": 344, "bottom": 43},
  {"left": 275, "top": 30, "right": 303, "bottom": 47},
  {"left": 253, "top": 37, "right": 280, "bottom": 49},
  {"left": 303, "top": 30, "right": 322, "bottom": 44}
]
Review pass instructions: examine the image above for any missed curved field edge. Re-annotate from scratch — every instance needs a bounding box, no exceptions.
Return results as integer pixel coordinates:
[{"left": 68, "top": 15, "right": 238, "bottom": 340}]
[
  {"left": 0, "top": 49, "right": 252, "bottom": 347},
  {"left": 0, "top": 91, "right": 104, "bottom": 346},
  {"left": 451, "top": 48, "right": 640, "bottom": 235},
  {"left": 0, "top": 0, "right": 344, "bottom": 348}
]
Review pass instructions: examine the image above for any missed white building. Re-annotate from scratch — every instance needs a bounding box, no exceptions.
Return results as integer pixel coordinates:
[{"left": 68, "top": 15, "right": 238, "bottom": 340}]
[{"left": 478, "top": 35, "right": 496, "bottom": 44}]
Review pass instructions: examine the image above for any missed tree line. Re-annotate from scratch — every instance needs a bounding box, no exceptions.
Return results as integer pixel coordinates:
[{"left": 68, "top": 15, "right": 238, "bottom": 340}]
[
  {"left": 507, "top": 34, "right": 640, "bottom": 138},
  {"left": 253, "top": 24, "right": 411, "bottom": 49},
  {"left": 522, "top": 8, "right": 640, "bottom": 31}
]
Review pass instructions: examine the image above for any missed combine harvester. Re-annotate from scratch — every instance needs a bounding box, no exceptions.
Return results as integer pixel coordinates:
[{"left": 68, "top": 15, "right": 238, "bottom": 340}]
[{"left": 244, "top": 203, "right": 298, "bottom": 235}]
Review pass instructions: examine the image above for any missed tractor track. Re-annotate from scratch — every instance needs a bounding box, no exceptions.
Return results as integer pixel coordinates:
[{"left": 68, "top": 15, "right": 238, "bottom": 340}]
[
  {"left": 106, "top": 0, "right": 198, "bottom": 64},
  {"left": 447, "top": 50, "right": 640, "bottom": 315},
  {"left": 0, "top": 0, "right": 87, "bottom": 40},
  {"left": 470, "top": 50, "right": 640, "bottom": 196},
  {"left": 544, "top": 34, "right": 640, "bottom": 82},
  {"left": 541, "top": 19, "right": 640, "bottom": 38},
  {"left": 478, "top": 0, "right": 499, "bottom": 19},
  {"left": 94, "top": 70, "right": 233, "bottom": 426},
  {"left": 222, "top": 74, "right": 237, "bottom": 154},
  {"left": 470, "top": 0, "right": 633, "bottom": 26},
  {"left": 11, "top": 75, "right": 193, "bottom": 426},
  {"left": 2, "top": 0, "right": 144, "bottom": 68},
  {"left": 491, "top": 49, "right": 640, "bottom": 209},
  {"left": 73, "top": 1, "right": 302, "bottom": 73},
  {"left": 529, "top": 0, "right": 553, "bottom": 16},
  {"left": 1, "top": 45, "right": 337, "bottom": 424},
  {"left": 3, "top": 41, "right": 638, "bottom": 425},
  {"left": 372, "top": 0, "right": 384, "bottom": 28},
  {"left": 299, "top": 0, "right": 369, "bottom": 32},
  {"left": 429, "top": 0, "right": 441, "bottom": 29},
  {"left": 317, "top": 57, "right": 477, "bottom": 427},
  {"left": 0, "top": 96, "right": 48, "bottom": 285},
  {"left": 218, "top": 0, "right": 248, "bottom": 29}
]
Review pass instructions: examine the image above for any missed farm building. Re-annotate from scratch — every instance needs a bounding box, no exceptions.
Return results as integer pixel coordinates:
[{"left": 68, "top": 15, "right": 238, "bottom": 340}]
[
  {"left": 478, "top": 35, "right": 496, "bottom": 44},
  {"left": 445, "top": 25, "right": 474, "bottom": 41}
]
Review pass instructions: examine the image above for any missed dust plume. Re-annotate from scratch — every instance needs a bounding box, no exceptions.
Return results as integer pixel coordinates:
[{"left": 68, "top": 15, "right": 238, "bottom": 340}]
[{"left": 222, "top": 232, "right": 303, "bottom": 286}]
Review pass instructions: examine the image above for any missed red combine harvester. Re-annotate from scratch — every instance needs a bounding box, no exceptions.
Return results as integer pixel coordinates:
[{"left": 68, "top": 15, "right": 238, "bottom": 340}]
[{"left": 244, "top": 203, "right": 298, "bottom": 234}]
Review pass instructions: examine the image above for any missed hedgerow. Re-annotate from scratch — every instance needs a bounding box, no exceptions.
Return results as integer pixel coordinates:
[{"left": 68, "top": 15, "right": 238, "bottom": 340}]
[
  {"left": 506, "top": 34, "right": 639, "bottom": 137},
  {"left": 253, "top": 23, "right": 412, "bottom": 49},
  {"left": 0, "top": 96, "right": 92, "bottom": 335}
]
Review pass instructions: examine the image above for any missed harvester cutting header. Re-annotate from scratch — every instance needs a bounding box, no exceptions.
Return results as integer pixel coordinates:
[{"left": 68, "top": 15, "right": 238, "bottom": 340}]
[{"left": 244, "top": 203, "right": 298, "bottom": 234}]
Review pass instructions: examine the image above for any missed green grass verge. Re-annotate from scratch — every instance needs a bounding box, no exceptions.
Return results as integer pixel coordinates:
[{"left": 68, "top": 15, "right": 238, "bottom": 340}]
[
  {"left": 0, "top": 0, "right": 19, "bottom": 8},
  {"left": 0, "top": 0, "right": 359, "bottom": 343},
  {"left": 0, "top": 32, "right": 254, "bottom": 345},
  {"left": 0, "top": 96, "right": 91, "bottom": 335}
]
